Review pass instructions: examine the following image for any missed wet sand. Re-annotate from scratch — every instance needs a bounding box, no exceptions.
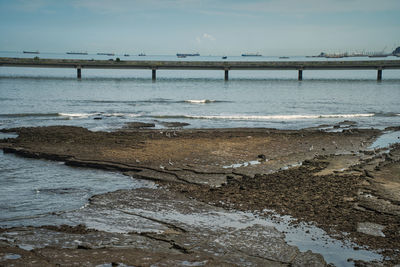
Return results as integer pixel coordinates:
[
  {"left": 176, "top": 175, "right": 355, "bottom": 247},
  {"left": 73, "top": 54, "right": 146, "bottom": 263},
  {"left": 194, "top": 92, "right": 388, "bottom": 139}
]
[{"left": 0, "top": 125, "right": 399, "bottom": 266}]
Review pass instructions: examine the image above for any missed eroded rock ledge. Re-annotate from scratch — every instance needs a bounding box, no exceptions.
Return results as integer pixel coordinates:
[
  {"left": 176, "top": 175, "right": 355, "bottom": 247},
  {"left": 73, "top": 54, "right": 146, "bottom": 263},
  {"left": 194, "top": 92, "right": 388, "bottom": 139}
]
[{"left": 1, "top": 126, "right": 399, "bottom": 265}]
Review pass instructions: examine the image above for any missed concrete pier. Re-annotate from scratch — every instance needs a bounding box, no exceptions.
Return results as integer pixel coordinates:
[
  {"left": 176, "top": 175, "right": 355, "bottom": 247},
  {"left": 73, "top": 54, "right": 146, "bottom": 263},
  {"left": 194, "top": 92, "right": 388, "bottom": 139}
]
[
  {"left": 1, "top": 57, "right": 400, "bottom": 81},
  {"left": 152, "top": 68, "right": 156, "bottom": 80},
  {"left": 377, "top": 69, "right": 382, "bottom": 81},
  {"left": 77, "top": 67, "right": 81, "bottom": 79},
  {"left": 298, "top": 69, "right": 303, "bottom": 81}
]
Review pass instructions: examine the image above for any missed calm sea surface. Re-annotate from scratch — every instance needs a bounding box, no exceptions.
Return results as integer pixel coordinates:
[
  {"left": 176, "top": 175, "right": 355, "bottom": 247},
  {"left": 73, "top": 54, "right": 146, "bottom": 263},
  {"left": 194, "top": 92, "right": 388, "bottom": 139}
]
[
  {"left": 1, "top": 51, "right": 399, "bottom": 224},
  {"left": 1, "top": 52, "right": 400, "bottom": 131}
]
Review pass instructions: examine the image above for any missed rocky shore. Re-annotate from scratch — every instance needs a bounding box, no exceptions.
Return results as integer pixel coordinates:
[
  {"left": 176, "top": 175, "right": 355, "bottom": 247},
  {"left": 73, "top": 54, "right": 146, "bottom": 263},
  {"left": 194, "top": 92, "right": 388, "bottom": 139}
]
[{"left": 0, "top": 125, "right": 399, "bottom": 266}]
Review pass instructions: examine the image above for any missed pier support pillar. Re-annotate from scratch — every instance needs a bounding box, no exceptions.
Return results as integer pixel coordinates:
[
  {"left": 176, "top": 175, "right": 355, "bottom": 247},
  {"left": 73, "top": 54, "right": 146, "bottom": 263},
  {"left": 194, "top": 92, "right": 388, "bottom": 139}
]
[
  {"left": 77, "top": 67, "right": 82, "bottom": 79},
  {"left": 298, "top": 69, "right": 303, "bottom": 81},
  {"left": 152, "top": 69, "right": 156, "bottom": 80},
  {"left": 377, "top": 69, "right": 382, "bottom": 81},
  {"left": 224, "top": 69, "right": 229, "bottom": 81}
]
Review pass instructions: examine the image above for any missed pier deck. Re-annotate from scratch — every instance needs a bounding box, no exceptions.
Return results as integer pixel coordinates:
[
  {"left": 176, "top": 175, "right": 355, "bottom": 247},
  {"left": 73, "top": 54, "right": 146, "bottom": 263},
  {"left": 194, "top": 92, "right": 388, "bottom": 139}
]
[{"left": 1, "top": 57, "right": 400, "bottom": 80}]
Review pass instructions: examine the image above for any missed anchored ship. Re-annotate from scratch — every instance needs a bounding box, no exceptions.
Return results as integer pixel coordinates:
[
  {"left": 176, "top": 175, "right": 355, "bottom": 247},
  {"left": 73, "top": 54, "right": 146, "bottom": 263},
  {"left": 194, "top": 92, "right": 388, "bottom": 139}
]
[
  {"left": 242, "top": 53, "right": 262, "bottom": 57},
  {"left": 97, "top": 53, "right": 115, "bottom": 56},
  {"left": 23, "top": 51, "right": 39, "bottom": 54},
  {"left": 66, "top": 52, "right": 88, "bottom": 55},
  {"left": 176, "top": 53, "right": 200, "bottom": 57}
]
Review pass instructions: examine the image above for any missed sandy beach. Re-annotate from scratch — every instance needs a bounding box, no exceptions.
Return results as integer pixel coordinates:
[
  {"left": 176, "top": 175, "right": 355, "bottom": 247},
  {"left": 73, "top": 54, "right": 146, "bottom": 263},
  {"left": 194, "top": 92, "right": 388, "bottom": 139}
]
[{"left": 0, "top": 124, "right": 399, "bottom": 266}]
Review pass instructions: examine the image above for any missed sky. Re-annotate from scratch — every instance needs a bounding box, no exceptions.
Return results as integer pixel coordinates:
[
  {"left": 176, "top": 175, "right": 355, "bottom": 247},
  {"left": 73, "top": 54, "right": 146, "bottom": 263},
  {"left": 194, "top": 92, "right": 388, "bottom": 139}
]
[{"left": 0, "top": 0, "right": 399, "bottom": 56}]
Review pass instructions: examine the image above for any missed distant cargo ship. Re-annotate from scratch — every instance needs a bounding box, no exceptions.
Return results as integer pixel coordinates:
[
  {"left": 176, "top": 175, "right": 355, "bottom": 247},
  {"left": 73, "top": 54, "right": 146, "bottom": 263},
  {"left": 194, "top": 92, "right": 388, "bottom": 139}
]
[
  {"left": 242, "top": 53, "right": 262, "bottom": 57},
  {"left": 66, "top": 52, "right": 88, "bottom": 55},
  {"left": 176, "top": 53, "right": 200, "bottom": 57},
  {"left": 138, "top": 53, "right": 146, "bottom": 56},
  {"left": 368, "top": 54, "right": 388, "bottom": 58},
  {"left": 23, "top": 51, "right": 39, "bottom": 54},
  {"left": 97, "top": 53, "right": 115, "bottom": 56}
]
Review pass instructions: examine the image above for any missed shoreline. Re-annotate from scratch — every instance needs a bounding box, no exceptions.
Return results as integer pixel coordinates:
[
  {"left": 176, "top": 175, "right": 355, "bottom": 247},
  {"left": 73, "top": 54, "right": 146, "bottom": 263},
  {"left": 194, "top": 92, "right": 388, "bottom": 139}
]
[{"left": 0, "top": 125, "right": 399, "bottom": 266}]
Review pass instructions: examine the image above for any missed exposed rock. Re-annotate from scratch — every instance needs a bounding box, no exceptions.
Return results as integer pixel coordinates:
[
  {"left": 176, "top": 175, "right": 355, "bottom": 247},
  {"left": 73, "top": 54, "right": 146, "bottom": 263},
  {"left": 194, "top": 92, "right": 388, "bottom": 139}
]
[
  {"left": 159, "top": 121, "right": 190, "bottom": 128},
  {"left": 292, "top": 250, "right": 327, "bottom": 267},
  {"left": 357, "top": 222, "right": 385, "bottom": 237},
  {"left": 124, "top": 122, "right": 155, "bottom": 129}
]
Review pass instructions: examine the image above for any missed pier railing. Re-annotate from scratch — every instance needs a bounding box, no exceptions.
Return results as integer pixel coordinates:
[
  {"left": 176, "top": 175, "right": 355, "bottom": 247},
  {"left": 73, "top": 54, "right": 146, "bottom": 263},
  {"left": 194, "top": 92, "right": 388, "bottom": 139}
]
[{"left": 1, "top": 57, "right": 400, "bottom": 81}]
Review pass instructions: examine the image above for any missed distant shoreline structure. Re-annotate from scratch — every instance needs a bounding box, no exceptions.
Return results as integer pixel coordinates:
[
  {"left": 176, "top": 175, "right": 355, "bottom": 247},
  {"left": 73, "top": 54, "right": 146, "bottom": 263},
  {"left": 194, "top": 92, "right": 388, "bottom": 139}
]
[{"left": 313, "top": 50, "right": 398, "bottom": 59}]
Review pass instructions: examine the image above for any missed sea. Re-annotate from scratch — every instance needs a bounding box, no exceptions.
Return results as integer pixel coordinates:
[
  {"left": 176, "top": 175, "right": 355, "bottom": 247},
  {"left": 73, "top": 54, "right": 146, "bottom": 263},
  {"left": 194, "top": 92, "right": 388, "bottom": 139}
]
[{"left": 0, "top": 51, "right": 399, "bottom": 265}]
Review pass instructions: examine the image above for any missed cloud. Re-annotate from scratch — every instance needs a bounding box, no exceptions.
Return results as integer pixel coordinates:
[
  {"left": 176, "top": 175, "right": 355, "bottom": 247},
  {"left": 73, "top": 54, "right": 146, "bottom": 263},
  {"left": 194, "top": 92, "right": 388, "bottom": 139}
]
[
  {"left": 202, "top": 33, "right": 215, "bottom": 41},
  {"left": 196, "top": 33, "right": 216, "bottom": 43}
]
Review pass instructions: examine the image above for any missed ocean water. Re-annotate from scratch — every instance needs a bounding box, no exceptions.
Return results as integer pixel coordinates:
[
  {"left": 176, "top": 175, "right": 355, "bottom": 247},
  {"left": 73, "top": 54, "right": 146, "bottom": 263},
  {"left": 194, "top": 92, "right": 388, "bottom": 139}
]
[
  {"left": 0, "top": 150, "right": 156, "bottom": 228},
  {"left": 0, "top": 52, "right": 399, "bottom": 264},
  {"left": 1, "top": 52, "right": 400, "bottom": 131}
]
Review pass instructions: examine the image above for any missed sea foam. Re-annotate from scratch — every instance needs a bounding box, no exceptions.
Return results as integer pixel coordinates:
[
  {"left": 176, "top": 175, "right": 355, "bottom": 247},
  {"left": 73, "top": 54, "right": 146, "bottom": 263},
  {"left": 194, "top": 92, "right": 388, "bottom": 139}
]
[
  {"left": 184, "top": 99, "right": 216, "bottom": 104},
  {"left": 163, "top": 113, "right": 376, "bottom": 120}
]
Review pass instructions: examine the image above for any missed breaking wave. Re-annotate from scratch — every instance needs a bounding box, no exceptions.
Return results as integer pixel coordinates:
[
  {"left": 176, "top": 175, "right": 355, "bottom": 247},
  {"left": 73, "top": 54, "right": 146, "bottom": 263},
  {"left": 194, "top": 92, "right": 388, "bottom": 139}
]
[
  {"left": 153, "top": 113, "right": 377, "bottom": 120},
  {"left": 0, "top": 112, "right": 397, "bottom": 121},
  {"left": 184, "top": 99, "right": 217, "bottom": 104}
]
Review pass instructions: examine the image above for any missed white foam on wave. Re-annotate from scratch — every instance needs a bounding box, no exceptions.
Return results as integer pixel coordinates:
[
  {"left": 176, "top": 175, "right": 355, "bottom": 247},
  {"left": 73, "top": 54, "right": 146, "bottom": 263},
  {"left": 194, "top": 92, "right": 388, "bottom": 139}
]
[
  {"left": 184, "top": 99, "right": 216, "bottom": 104},
  {"left": 58, "top": 113, "right": 92, "bottom": 118},
  {"left": 183, "top": 113, "right": 375, "bottom": 120}
]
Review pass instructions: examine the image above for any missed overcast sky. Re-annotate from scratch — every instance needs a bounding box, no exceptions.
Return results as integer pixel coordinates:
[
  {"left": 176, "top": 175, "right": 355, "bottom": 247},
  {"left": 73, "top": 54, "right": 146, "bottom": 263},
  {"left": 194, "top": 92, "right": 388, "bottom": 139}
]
[{"left": 1, "top": 0, "right": 399, "bottom": 56}]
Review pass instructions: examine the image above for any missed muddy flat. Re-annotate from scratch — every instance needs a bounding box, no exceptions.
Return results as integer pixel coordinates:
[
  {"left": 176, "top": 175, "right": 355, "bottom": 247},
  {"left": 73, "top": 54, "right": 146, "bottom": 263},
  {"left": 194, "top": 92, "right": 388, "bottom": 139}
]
[{"left": 0, "top": 125, "right": 399, "bottom": 266}]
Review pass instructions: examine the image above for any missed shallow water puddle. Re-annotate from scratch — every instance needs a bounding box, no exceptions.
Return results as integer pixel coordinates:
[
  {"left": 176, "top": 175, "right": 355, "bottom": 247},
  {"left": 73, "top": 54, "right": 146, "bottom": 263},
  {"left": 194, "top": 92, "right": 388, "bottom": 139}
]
[
  {"left": 223, "top": 160, "right": 262, "bottom": 169},
  {"left": 265, "top": 212, "right": 382, "bottom": 266},
  {"left": 160, "top": 208, "right": 382, "bottom": 266},
  {"left": 369, "top": 131, "right": 400, "bottom": 149},
  {"left": 0, "top": 132, "right": 18, "bottom": 139},
  {"left": 1, "top": 253, "right": 21, "bottom": 260},
  {"left": 280, "top": 162, "right": 303, "bottom": 170}
]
